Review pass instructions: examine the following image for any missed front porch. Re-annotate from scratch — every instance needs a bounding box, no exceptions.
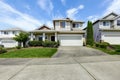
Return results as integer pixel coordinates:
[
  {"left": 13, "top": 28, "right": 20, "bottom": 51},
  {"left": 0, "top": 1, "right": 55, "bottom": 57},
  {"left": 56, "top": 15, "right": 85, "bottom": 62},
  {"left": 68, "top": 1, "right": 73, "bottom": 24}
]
[{"left": 30, "top": 32, "right": 58, "bottom": 42}]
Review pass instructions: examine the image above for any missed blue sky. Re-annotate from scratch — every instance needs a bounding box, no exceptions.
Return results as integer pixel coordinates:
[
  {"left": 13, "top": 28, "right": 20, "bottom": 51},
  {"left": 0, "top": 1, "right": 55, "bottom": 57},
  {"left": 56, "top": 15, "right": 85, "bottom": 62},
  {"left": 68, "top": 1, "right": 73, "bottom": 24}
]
[{"left": 0, "top": 0, "right": 120, "bottom": 31}]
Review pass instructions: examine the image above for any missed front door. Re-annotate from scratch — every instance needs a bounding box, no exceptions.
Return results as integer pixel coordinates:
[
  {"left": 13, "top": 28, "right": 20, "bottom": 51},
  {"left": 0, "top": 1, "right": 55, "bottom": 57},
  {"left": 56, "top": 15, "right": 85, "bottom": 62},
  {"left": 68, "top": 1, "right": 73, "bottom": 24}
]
[{"left": 51, "top": 36, "right": 55, "bottom": 41}]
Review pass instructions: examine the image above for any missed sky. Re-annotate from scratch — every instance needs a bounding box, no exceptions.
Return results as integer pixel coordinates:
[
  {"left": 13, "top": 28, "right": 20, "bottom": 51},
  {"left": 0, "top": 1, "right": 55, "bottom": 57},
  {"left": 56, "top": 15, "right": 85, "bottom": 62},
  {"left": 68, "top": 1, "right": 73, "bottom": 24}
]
[{"left": 0, "top": 0, "right": 120, "bottom": 31}]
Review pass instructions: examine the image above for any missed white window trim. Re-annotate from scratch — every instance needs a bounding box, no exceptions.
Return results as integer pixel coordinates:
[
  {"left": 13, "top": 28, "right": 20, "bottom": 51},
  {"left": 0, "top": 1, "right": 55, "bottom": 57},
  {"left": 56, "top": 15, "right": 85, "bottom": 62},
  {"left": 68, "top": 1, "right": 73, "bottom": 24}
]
[{"left": 59, "top": 21, "right": 66, "bottom": 28}]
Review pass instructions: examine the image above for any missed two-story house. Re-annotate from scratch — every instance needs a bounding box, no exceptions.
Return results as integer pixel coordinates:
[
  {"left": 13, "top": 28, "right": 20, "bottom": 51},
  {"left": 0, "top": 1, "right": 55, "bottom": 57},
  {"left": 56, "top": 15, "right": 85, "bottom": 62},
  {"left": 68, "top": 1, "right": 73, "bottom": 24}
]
[
  {"left": 0, "top": 27, "right": 24, "bottom": 48},
  {"left": 30, "top": 18, "right": 86, "bottom": 46},
  {"left": 93, "top": 12, "right": 120, "bottom": 45}
]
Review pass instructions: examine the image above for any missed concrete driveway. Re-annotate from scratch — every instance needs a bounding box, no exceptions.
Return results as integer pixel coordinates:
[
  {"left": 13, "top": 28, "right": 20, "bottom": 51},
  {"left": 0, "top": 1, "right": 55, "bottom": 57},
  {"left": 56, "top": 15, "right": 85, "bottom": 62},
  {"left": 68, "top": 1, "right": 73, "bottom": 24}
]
[
  {"left": 0, "top": 55, "right": 120, "bottom": 80},
  {"left": 53, "top": 46, "right": 107, "bottom": 58}
]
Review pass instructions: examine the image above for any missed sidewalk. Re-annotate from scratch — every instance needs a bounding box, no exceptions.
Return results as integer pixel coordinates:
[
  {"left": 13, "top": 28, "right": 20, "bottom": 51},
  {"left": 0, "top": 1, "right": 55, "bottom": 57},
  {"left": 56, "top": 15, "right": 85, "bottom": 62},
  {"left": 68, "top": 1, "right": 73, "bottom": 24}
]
[{"left": 0, "top": 55, "right": 120, "bottom": 80}]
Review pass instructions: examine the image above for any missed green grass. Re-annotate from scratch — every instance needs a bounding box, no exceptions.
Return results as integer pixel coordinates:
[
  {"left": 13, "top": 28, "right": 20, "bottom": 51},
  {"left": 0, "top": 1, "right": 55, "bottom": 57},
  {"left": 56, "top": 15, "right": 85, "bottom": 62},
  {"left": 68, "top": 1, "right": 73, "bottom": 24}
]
[
  {"left": 88, "top": 45, "right": 120, "bottom": 55},
  {"left": 0, "top": 47, "right": 57, "bottom": 58},
  {"left": 110, "top": 45, "right": 120, "bottom": 49},
  {"left": 93, "top": 47, "right": 115, "bottom": 55}
]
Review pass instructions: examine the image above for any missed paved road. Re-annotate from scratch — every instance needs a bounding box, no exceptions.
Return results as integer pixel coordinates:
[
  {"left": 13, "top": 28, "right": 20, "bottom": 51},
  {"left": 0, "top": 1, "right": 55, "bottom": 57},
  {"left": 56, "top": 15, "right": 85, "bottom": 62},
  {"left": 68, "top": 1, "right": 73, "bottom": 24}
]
[
  {"left": 0, "top": 55, "right": 120, "bottom": 80},
  {"left": 53, "top": 46, "right": 107, "bottom": 58}
]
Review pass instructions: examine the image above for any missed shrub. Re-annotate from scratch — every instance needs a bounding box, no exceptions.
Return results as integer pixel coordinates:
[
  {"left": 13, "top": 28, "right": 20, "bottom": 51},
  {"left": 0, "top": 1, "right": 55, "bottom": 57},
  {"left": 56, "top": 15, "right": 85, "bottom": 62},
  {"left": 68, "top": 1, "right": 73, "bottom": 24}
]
[
  {"left": 28, "top": 41, "right": 43, "bottom": 47},
  {"left": 95, "top": 42, "right": 100, "bottom": 47},
  {"left": 0, "top": 47, "right": 7, "bottom": 54},
  {"left": 115, "top": 49, "right": 120, "bottom": 52},
  {"left": 42, "top": 40, "right": 59, "bottom": 48},
  {"left": 16, "top": 46, "right": 21, "bottom": 49},
  {"left": 0, "top": 45, "right": 4, "bottom": 48},
  {"left": 86, "top": 21, "right": 94, "bottom": 46},
  {"left": 95, "top": 42, "right": 109, "bottom": 49}
]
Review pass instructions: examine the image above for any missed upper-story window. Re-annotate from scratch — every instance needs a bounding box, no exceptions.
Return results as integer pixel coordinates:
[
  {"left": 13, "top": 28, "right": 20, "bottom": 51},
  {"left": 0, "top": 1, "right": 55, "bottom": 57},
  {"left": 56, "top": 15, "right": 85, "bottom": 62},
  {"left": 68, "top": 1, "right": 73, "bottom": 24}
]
[
  {"left": 73, "top": 23, "right": 80, "bottom": 28},
  {"left": 103, "top": 21, "right": 110, "bottom": 26},
  {"left": 12, "top": 31, "right": 17, "bottom": 35},
  {"left": 60, "top": 21, "right": 65, "bottom": 28},
  {"left": 4, "top": 31, "right": 8, "bottom": 35},
  {"left": 117, "top": 20, "right": 120, "bottom": 26}
]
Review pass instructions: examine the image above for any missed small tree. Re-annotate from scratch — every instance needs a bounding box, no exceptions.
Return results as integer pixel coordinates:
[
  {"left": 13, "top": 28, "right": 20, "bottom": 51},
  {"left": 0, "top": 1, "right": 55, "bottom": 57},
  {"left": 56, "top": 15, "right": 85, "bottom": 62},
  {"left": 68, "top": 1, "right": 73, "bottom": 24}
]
[
  {"left": 86, "top": 21, "right": 94, "bottom": 46},
  {"left": 13, "top": 32, "right": 29, "bottom": 48}
]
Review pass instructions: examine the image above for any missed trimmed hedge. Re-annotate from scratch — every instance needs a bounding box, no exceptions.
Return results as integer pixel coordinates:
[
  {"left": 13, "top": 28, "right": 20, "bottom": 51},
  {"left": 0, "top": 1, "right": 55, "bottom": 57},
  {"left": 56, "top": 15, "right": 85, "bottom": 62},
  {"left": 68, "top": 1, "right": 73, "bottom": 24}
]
[
  {"left": 28, "top": 40, "right": 59, "bottom": 48},
  {"left": 95, "top": 42, "right": 109, "bottom": 49},
  {"left": 42, "top": 40, "right": 59, "bottom": 48},
  {"left": 115, "top": 49, "right": 120, "bottom": 52},
  {"left": 0, "top": 47, "right": 7, "bottom": 54},
  {"left": 16, "top": 46, "right": 21, "bottom": 49},
  {"left": 28, "top": 41, "right": 43, "bottom": 47}
]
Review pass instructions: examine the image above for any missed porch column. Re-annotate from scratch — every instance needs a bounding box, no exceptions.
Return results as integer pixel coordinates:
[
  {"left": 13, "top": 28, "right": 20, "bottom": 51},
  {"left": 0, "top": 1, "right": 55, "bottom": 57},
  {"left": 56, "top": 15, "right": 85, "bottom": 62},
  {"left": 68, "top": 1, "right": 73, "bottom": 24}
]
[
  {"left": 55, "top": 32, "right": 57, "bottom": 42},
  {"left": 43, "top": 33, "right": 45, "bottom": 41},
  {"left": 30, "top": 32, "right": 33, "bottom": 41}
]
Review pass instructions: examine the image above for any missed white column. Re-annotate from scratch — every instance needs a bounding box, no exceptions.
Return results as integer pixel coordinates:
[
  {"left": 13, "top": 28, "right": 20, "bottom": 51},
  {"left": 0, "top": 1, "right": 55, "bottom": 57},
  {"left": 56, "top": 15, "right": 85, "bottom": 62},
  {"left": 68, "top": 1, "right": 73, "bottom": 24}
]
[
  {"left": 55, "top": 32, "right": 57, "bottom": 42},
  {"left": 43, "top": 33, "right": 45, "bottom": 41},
  {"left": 30, "top": 33, "right": 33, "bottom": 41}
]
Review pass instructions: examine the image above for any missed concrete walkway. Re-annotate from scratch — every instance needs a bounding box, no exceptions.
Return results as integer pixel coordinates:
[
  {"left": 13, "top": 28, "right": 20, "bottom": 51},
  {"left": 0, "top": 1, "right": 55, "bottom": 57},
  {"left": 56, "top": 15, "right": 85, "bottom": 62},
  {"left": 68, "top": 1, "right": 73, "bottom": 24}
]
[
  {"left": 53, "top": 46, "right": 107, "bottom": 58},
  {"left": 0, "top": 55, "right": 120, "bottom": 80}
]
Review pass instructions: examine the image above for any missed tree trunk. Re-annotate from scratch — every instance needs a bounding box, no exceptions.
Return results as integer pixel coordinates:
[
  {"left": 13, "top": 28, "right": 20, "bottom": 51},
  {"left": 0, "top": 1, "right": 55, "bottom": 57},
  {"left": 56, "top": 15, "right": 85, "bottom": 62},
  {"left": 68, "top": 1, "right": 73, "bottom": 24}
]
[{"left": 23, "top": 42, "right": 26, "bottom": 48}]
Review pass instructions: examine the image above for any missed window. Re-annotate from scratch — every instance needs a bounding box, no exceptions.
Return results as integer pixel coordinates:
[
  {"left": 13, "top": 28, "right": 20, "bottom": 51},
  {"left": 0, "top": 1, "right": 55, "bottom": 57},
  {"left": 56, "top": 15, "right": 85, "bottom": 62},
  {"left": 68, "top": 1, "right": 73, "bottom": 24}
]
[
  {"left": 39, "top": 36, "right": 42, "bottom": 41},
  {"left": 45, "top": 36, "right": 48, "bottom": 40},
  {"left": 117, "top": 20, "right": 120, "bottom": 26},
  {"left": 39, "top": 35, "right": 48, "bottom": 41},
  {"left": 4, "top": 31, "right": 8, "bottom": 35},
  {"left": 73, "top": 23, "right": 80, "bottom": 28},
  {"left": 103, "top": 21, "right": 109, "bottom": 26},
  {"left": 76, "top": 23, "right": 80, "bottom": 27},
  {"left": 12, "top": 31, "right": 16, "bottom": 35},
  {"left": 60, "top": 21, "right": 65, "bottom": 28}
]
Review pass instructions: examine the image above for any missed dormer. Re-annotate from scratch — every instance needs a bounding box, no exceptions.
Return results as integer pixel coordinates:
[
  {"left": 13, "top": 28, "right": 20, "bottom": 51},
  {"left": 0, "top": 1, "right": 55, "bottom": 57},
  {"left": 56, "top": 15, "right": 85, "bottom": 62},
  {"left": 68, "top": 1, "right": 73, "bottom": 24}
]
[
  {"left": 53, "top": 18, "right": 72, "bottom": 31},
  {"left": 53, "top": 18, "right": 84, "bottom": 31}
]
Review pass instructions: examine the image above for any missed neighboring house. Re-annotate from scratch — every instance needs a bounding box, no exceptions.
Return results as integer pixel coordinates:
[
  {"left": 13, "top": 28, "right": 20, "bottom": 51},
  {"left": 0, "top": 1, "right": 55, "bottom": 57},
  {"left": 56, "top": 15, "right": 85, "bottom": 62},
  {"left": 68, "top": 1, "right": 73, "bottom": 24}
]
[
  {"left": 0, "top": 27, "right": 24, "bottom": 48},
  {"left": 93, "top": 12, "right": 120, "bottom": 45},
  {"left": 30, "top": 18, "right": 86, "bottom": 46}
]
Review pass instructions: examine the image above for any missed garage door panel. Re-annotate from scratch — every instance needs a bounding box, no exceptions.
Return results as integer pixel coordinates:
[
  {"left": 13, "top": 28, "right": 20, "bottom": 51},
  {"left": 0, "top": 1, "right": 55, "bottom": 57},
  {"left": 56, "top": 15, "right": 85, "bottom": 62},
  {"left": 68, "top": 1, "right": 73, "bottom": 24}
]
[
  {"left": 1, "top": 40, "right": 18, "bottom": 48},
  {"left": 59, "top": 35, "right": 83, "bottom": 46},
  {"left": 104, "top": 35, "right": 120, "bottom": 44}
]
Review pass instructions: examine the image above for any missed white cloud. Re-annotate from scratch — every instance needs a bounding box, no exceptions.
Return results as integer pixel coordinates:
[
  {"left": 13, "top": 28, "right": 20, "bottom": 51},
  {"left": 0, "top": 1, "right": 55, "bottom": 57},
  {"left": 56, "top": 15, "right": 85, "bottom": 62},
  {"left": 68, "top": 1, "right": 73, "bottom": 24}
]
[
  {"left": 103, "top": 0, "right": 120, "bottom": 15},
  {"left": 66, "top": 4, "right": 84, "bottom": 19},
  {"left": 78, "top": 5, "right": 84, "bottom": 9},
  {"left": 0, "top": 1, "right": 42, "bottom": 31},
  {"left": 88, "top": 0, "right": 120, "bottom": 22},
  {"left": 46, "top": 21, "right": 53, "bottom": 28},
  {"left": 38, "top": 0, "right": 54, "bottom": 14},
  {"left": 52, "top": 10, "right": 64, "bottom": 19},
  {"left": 61, "top": 0, "right": 66, "bottom": 5},
  {"left": 87, "top": 15, "right": 99, "bottom": 22}
]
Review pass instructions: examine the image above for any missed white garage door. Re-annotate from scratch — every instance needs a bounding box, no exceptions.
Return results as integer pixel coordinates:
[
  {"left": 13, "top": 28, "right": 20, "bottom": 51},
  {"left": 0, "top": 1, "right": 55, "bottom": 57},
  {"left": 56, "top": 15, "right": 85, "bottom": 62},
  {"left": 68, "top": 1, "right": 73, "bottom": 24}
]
[
  {"left": 1, "top": 40, "right": 18, "bottom": 48},
  {"left": 59, "top": 35, "right": 83, "bottom": 46},
  {"left": 104, "top": 35, "right": 120, "bottom": 44}
]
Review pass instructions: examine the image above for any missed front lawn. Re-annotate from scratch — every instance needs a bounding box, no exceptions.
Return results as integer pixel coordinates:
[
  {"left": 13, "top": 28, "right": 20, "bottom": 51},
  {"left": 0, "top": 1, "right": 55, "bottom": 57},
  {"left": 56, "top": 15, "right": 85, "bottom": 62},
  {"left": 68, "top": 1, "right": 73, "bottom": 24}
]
[
  {"left": 89, "top": 45, "right": 120, "bottom": 55},
  {"left": 0, "top": 47, "right": 57, "bottom": 58}
]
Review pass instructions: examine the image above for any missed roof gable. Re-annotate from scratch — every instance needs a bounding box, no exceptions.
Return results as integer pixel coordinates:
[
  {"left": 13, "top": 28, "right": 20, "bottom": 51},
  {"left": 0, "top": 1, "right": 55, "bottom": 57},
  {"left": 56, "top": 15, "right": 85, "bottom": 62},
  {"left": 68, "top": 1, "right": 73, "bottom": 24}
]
[
  {"left": 37, "top": 25, "right": 51, "bottom": 30},
  {"left": 102, "top": 12, "right": 118, "bottom": 20}
]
